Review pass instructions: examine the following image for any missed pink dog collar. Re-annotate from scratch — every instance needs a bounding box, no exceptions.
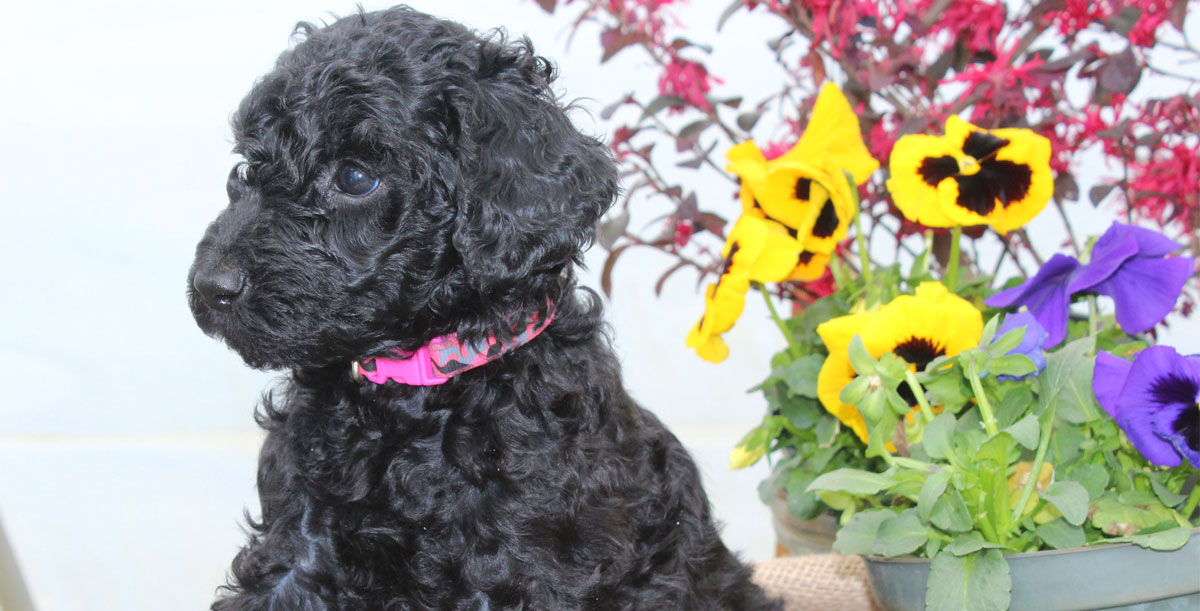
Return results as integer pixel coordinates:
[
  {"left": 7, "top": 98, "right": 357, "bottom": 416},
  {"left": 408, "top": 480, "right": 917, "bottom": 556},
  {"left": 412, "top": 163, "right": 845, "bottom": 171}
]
[{"left": 352, "top": 308, "right": 555, "bottom": 386}]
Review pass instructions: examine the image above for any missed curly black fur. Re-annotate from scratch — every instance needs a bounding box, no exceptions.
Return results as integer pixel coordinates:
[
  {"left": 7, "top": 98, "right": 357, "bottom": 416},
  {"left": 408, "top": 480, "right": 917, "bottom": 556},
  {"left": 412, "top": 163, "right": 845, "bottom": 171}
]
[{"left": 187, "top": 6, "right": 782, "bottom": 610}]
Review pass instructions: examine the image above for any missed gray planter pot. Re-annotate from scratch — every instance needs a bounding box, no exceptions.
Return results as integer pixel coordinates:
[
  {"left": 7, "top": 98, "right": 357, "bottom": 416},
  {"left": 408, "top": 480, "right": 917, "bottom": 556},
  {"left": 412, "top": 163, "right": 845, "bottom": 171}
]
[
  {"left": 865, "top": 529, "right": 1200, "bottom": 610},
  {"left": 769, "top": 491, "right": 838, "bottom": 556}
]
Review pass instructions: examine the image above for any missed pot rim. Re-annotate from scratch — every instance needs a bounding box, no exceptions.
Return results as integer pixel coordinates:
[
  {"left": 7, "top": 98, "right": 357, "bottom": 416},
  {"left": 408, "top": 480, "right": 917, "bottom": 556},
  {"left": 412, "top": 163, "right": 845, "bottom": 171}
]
[{"left": 863, "top": 527, "right": 1200, "bottom": 564}]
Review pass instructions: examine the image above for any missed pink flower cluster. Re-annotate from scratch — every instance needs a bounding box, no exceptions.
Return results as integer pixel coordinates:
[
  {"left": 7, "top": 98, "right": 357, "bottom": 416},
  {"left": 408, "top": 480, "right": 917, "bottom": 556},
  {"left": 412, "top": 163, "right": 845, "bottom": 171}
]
[
  {"left": 658, "top": 57, "right": 719, "bottom": 111},
  {"left": 1045, "top": 0, "right": 1173, "bottom": 46},
  {"left": 916, "top": 0, "right": 1006, "bottom": 53}
]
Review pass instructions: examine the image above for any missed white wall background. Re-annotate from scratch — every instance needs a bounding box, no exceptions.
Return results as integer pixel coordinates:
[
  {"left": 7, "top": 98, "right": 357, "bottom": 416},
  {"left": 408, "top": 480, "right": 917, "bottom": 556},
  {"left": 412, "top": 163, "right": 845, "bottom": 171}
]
[{"left": 0, "top": 1, "right": 1194, "bottom": 610}]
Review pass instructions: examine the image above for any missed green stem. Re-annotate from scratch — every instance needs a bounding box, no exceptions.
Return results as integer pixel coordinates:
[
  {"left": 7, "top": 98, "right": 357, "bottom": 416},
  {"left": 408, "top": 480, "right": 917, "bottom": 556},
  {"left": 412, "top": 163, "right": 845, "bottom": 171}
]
[
  {"left": 1182, "top": 484, "right": 1200, "bottom": 523},
  {"left": 849, "top": 180, "right": 878, "bottom": 286},
  {"left": 1087, "top": 295, "right": 1099, "bottom": 350},
  {"left": 1011, "top": 415, "right": 1056, "bottom": 527},
  {"left": 967, "top": 360, "right": 1000, "bottom": 437},
  {"left": 945, "top": 225, "right": 963, "bottom": 291},
  {"left": 904, "top": 370, "right": 936, "bottom": 424},
  {"left": 757, "top": 282, "right": 802, "bottom": 359}
]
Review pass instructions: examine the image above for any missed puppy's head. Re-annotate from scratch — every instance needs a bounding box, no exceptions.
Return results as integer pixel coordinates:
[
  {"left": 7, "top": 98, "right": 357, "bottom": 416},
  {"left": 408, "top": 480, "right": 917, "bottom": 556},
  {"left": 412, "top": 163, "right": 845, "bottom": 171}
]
[{"left": 188, "top": 7, "right": 616, "bottom": 370}]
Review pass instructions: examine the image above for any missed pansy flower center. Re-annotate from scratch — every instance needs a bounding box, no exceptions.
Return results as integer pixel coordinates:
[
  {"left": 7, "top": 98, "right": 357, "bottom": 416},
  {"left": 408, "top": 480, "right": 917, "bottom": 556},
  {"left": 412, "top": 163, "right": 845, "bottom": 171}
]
[
  {"left": 1150, "top": 373, "right": 1200, "bottom": 454},
  {"left": 957, "top": 155, "right": 981, "bottom": 176},
  {"left": 892, "top": 336, "right": 946, "bottom": 406}
]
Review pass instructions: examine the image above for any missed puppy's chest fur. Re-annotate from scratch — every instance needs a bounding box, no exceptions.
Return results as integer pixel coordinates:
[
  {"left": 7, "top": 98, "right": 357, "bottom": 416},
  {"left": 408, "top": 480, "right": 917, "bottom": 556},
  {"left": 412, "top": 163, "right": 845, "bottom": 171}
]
[{"left": 224, "top": 334, "right": 736, "bottom": 610}]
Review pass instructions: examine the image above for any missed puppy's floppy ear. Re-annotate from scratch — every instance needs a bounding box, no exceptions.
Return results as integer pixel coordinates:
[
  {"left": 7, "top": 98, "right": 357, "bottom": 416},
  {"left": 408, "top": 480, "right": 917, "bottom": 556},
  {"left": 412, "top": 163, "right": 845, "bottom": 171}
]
[{"left": 447, "top": 36, "right": 617, "bottom": 293}]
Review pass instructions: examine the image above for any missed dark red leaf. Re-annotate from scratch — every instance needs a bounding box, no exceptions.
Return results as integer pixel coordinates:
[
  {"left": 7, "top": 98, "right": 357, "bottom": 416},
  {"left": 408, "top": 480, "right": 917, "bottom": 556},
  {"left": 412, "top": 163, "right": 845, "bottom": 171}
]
[
  {"left": 719, "top": 96, "right": 743, "bottom": 109},
  {"left": 677, "top": 193, "right": 699, "bottom": 219},
  {"left": 716, "top": 0, "right": 744, "bottom": 32},
  {"left": 600, "top": 244, "right": 631, "bottom": 297},
  {"left": 736, "top": 108, "right": 764, "bottom": 131},
  {"left": 600, "top": 97, "right": 632, "bottom": 120},
  {"left": 1090, "top": 184, "right": 1116, "bottom": 206},
  {"left": 1168, "top": 0, "right": 1188, "bottom": 30},
  {"left": 1107, "top": 6, "right": 1142, "bottom": 36},
  {"left": 1054, "top": 173, "right": 1079, "bottom": 201},
  {"left": 601, "top": 29, "right": 648, "bottom": 63},
  {"left": 597, "top": 210, "right": 629, "bottom": 250},
  {"left": 534, "top": 0, "right": 556, "bottom": 14},
  {"left": 694, "top": 212, "right": 728, "bottom": 239},
  {"left": 1097, "top": 47, "right": 1141, "bottom": 94},
  {"left": 670, "top": 38, "right": 713, "bottom": 53},
  {"left": 654, "top": 261, "right": 690, "bottom": 297},
  {"left": 641, "top": 95, "right": 687, "bottom": 118},
  {"left": 677, "top": 119, "right": 714, "bottom": 148},
  {"left": 808, "top": 48, "right": 826, "bottom": 87}
]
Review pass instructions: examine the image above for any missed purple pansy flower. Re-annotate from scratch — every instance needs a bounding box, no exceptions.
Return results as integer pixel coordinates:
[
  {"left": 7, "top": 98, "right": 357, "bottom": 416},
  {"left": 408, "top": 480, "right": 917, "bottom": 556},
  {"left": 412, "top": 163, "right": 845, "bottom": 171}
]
[
  {"left": 1093, "top": 346, "right": 1200, "bottom": 469},
  {"left": 985, "top": 254, "right": 1080, "bottom": 346},
  {"left": 985, "top": 222, "right": 1193, "bottom": 346},
  {"left": 1067, "top": 222, "right": 1194, "bottom": 336},
  {"left": 993, "top": 310, "right": 1048, "bottom": 381}
]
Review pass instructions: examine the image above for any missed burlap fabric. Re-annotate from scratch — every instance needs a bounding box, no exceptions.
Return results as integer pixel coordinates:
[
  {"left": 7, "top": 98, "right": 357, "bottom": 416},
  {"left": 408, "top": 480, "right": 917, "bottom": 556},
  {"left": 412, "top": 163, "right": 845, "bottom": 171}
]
[{"left": 752, "top": 554, "right": 880, "bottom": 610}]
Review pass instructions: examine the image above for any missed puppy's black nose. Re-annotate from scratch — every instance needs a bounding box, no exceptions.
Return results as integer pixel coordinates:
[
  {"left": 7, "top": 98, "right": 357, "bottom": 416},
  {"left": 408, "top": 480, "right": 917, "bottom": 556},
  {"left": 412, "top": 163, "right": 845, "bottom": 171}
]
[{"left": 193, "top": 265, "right": 247, "bottom": 310}]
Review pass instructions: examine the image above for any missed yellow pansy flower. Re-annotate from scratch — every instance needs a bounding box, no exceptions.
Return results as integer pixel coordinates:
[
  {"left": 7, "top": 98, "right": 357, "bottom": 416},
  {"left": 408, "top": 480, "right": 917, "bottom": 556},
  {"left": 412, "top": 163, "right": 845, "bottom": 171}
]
[
  {"left": 887, "top": 115, "right": 1052, "bottom": 234},
  {"left": 788, "top": 251, "right": 832, "bottom": 282},
  {"left": 686, "top": 213, "right": 802, "bottom": 363},
  {"left": 776, "top": 82, "right": 879, "bottom": 187},
  {"left": 816, "top": 282, "right": 984, "bottom": 443},
  {"left": 719, "top": 83, "right": 878, "bottom": 288}
]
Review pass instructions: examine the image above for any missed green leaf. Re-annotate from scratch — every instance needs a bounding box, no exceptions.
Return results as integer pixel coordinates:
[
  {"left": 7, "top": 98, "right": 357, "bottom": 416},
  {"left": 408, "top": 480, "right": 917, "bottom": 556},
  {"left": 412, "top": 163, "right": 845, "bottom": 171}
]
[
  {"left": 919, "top": 470, "right": 952, "bottom": 522},
  {"left": 785, "top": 472, "right": 821, "bottom": 519},
  {"left": 974, "top": 433, "right": 1015, "bottom": 540},
  {"left": 817, "top": 490, "right": 856, "bottom": 511},
  {"left": 979, "top": 313, "right": 1002, "bottom": 347},
  {"left": 1048, "top": 422, "right": 1086, "bottom": 468},
  {"left": 931, "top": 488, "right": 974, "bottom": 533},
  {"left": 1036, "top": 518, "right": 1086, "bottom": 550},
  {"left": 1042, "top": 481, "right": 1089, "bottom": 526},
  {"left": 889, "top": 469, "right": 930, "bottom": 503},
  {"left": 847, "top": 335, "right": 876, "bottom": 376},
  {"left": 1149, "top": 477, "right": 1187, "bottom": 508},
  {"left": 945, "top": 533, "right": 1008, "bottom": 556},
  {"left": 923, "top": 370, "right": 972, "bottom": 412},
  {"left": 1131, "top": 525, "right": 1191, "bottom": 551},
  {"left": 988, "top": 354, "right": 1037, "bottom": 378},
  {"left": 926, "top": 549, "right": 1011, "bottom": 611},
  {"left": 873, "top": 509, "right": 929, "bottom": 557},
  {"left": 839, "top": 375, "right": 871, "bottom": 405},
  {"left": 923, "top": 413, "right": 957, "bottom": 460},
  {"left": 1090, "top": 492, "right": 1175, "bottom": 536},
  {"left": 780, "top": 354, "right": 825, "bottom": 398},
  {"left": 832, "top": 509, "right": 893, "bottom": 555},
  {"left": 1003, "top": 415, "right": 1040, "bottom": 450},
  {"left": 779, "top": 395, "right": 822, "bottom": 430},
  {"left": 1036, "top": 337, "right": 1098, "bottom": 424},
  {"left": 1064, "top": 463, "right": 1109, "bottom": 500},
  {"left": 808, "top": 468, "right": 897, "bottom": 495},
  {"left": 815, "top": 414, "right": 839, "bottom": 447},
  {"left": 989, "top": 324, "right": 1026, "bottom": 356},
  {"left": 992, "top": 387, "right": 1035, "bottom": 430}
]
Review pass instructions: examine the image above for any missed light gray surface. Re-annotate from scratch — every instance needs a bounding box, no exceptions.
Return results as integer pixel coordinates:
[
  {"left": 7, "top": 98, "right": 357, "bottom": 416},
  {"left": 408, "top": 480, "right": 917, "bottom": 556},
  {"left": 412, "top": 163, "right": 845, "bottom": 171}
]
[{"left": 0, "top": 1, "right": 1196, "bottom": 610}]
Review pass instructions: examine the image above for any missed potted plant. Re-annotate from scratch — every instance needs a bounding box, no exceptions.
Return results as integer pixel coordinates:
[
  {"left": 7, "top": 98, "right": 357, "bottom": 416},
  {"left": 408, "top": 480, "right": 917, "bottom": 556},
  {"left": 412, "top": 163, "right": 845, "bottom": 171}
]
[{"left": 538, "top": 0, "right": 1200, "bottom": 607}]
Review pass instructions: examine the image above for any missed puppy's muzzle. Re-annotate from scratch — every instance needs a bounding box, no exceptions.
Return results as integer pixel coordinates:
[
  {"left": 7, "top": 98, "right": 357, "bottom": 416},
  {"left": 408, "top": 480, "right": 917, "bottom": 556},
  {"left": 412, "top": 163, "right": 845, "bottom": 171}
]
[{"left": 193, "top": 263, "right": 248, "bottom": 310}]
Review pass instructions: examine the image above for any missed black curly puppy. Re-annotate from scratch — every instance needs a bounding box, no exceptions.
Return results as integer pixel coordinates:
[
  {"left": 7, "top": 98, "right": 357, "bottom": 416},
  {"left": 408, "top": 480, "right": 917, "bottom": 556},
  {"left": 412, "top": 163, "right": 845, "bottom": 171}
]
[{"left": 188, "top": 6, "right": 780, "bottom": 610}]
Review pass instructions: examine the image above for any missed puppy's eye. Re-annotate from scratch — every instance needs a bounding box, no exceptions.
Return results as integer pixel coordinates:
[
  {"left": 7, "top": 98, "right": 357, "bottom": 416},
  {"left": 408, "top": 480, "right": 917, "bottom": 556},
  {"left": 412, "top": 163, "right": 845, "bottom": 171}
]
[{"left": 333, "top": 164, "right": 379, "bottom": 196}]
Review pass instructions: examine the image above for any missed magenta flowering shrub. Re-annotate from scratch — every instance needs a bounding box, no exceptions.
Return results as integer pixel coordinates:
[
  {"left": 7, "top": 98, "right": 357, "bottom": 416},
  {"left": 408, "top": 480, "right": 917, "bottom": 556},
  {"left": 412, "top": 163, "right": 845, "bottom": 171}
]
[{"left": 535, "top": 0, "right": 1198, "bottom": 314}]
